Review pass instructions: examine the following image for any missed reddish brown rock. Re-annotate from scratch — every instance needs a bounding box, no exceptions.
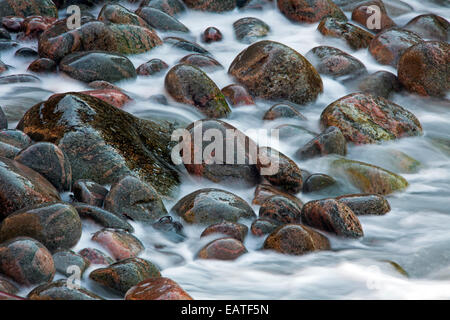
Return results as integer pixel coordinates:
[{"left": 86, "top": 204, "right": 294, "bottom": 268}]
[
  {"left": 137, "top": 59, "right": 169, "bottom": 76},
  {"left": 320, "top": 93, "right": 423, "bottom": 144},
  {"left": 0, "top": 0, "right": 57, "bottom": 19},
  {"left": 202, "top": 26, "right": 222, "bottom": 43},
  {"left": 27, "top": 279, "right": 103, "bottom": 300},
  {"left": 259, "top": 195, "right": 303, "bottom": 225},
  {"left": 2, "top": 16, "right": 24, "bottom": 32},
  {"left": 263, "top": 224, "right": 330, "bottom": 255},
  {"left": 78, "top": 248, "right": 114, "bottom": 265},
  {"left": 335, "top": 193, "right": 391, "bottom": 216},
  {"left": 73, "top": 179, "right": 108, "bottom": 207},
  {"left": 92, "top": 229, "right": 144, "bottom": 261},
  {"left": 369, "top": 28, "right": 423, "bottom": 67},
  {"left": 179, "top": 53, "right": 223, "bottom": 72},
  {"left": 201, "top": 222, "right": 248, "bottom": 242},
  {"left": 398, "top": 41, "right": 449, "bottom": 97},
  {"left": 351, "top": 3, "right": 395, "bottom": 33},
  {"left": 318, "top": 17, "right": 374, "bottom": 50},
  {"left": 197, "top": 238, "right": 247, "bottom": 260},
  {"left": 0, "top": 275, "right": 18, "bottom": 295},
  {"left": 221, "top": 84, "right": 255, "bottom": 106},
  {"left": 277, "top": 0, "right": 346, "bottom": 23},
  {"left": 27, "top": 58, "right": 57, "bottom": 73},
  {"left": 252, "top": 183, "right": 304, "bottom": 207},
  {"left": 404, "top": 14, "right": 449, "bottom": 42},
  {"left": 182, "top": 0, "right": 236, "bottom": 12},
  {"left": 125, "top": 277, "right": 193, "bottom": 300},
  {"left": 301, "top": 198, "right": 363, "bottom": 238},
  {"left": 78, "top": 89, "right": 132, "bottom": 108},
  {"left": 17, "top": 15, "right": 56, "bottom": 41},
  {"left": 98, "top": 4, "right": 150, "bottom": 28},
  {"left": 0, "top": 237, "right": 55, "bottom": 286}
]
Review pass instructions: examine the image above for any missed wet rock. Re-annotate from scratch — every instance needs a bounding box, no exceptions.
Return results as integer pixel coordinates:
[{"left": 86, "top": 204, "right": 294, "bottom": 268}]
[
  {"left": 197, "top": 237, "right": 247, "bottom": 260},
  {"left": 202, "top": 26, "right": 222, "bottom": 43},
  {"left": 351, "top": 3, "right": 395, "bottom": 33},
  {"left": 0, "top": 291, "right": 24, "bottom": 300},
  {"left": 164, "top": 36, "right": 210, "bottom": 55},
  {"left": 179, "top": 120, "right": 260, "bottom": 185},
  {"left": 17, "top": 92, "right": 180, "bottom": 196},
  {"left": 263, "top": 224, "right": 330, "bottom": 255},
  {"left": 152, "top": 216, "right": 186, "bottom": 243},
  {"left": 125, "top": 277, "right": 193, "bottom": 300},
  {"left": 149, "top": 94, "right": 169, "bottom": 105},
  {"left": 98, "top": 4, "right": 150, "bottom": 28},
  {"left": 137, "top": 58, "right": 169, "bottom": 76},
  {"left": 263, "top": 104, "right": 307, "bottom": 120},
  {"left": 104, "top": 175, "right": 167, "bottom": 223},
  {"left": 233, "top": 17, "right": 270, "bottom": 44},
  {"left": 139, "top": 0, "right": 186, "bottom": 16},
  {"left": 320, "top": 93, "right": 423, "bottom": 144},
  {"left": 257, "top": 147, "right": 303, "bottom": 194},
  {"left": 0, "top": 157, "right": 60, "bottom": 218},
  {"left": 277, "top": 0, "right": 346, "bottom": 23},
  {"left": 138, "top": 7, "right": 189, "bottom": 32},
  {"left": 78, "top": 89, "right": 132, "bottom": 108},
  {"left": 89, "top": 257, "right": 160, "bottom": 294},
  {"left": 0, "top": 141, "right": 20, "bottom": 159},
  {"left": 78, "top": 248, "right": 114, "bottom": 265},
  {"left": 28, "top": 58, "right": 57, "bottom": 74},
  {"left": 0, "top": 0, "right": 57, "bottom": 18},
  {"left": 0, "top": 202, "right": 82, "bottom": 252},
  {"left": 0, "top": 275, "right": 18, "bottom": 294},
  {"left": 229, "top": 40, "right": 323, "bottom": 105},
  {"left": 358, "top": 71, "right": 400, "bottom": 98},
  {"left": 305, "top": 46, "right": 367, "bottom": 81},
  {"left": 60, "top": 51, "right": 137, "bottom": 83},
  {"left": 331, "top": 158, "right": 409, "bottom": 195},
  {"left": 172, "top": 188, "right": 256, "bottom": 224},
  {"left": 88, "top": 80, "right": 122, "bottom": 91},
  {"left": 250, "top": 218, "right": 280, "bottom": 236},
  {"left": 53, "top": 251, "right": 90, "bottom": 277},
  {"left": 182, "top": 0, "right": 236, "bottom": 12},
  {"left": 259, "top": 195, "right": 303, "bottom": 225},
  {"left": 221, "top": 84, "right": 255, "bottom": 106},
  {"left": 17, "top": 15, "right": 56, "bottom": 41},
  {"left": 336, "top": 193, "right": 390, "bottom": 216},
  {"left": 165, "top": 64, "right": 230, "bottom": 118},
  {"left": 1, "top": 16, "right": 23, "bottom": 32},
  {"left": 318, "top": 17, "right": 374, "bottom": 50},
  {"left": 0, "top": 27, "right": 10, "bottom": 39},
  {"left": 73, "top": 179, "right": 108, "bottom": 207},
  {"left": 201, "top": 222, "right": 248, "bottom": 242},
  {"left": 0, "top": 106, "right": 6, "bottom": 129},
  {"left": 383, "top": 149, "right": 421, "bottom": 173},
  {"left": 301, "top": 198, "right": 363, "bottom": 238},
  {"left": 303, "top": 174, "right": 336, "bottom": 193},
  {"left": 15, "top": 48, "right": 38, "bottom": 59},
  {"left": 0, "top": 74, "right": 40, "bottom": 84},
  {"left": 404, "top": 14, "right": 449, "bottom": 42},
  {"left": 27, "top": 279, "right": 103, "bottom": 300},
  {"left": 73, "top": 203, "right": 134, "bottom": 232},
  {"left": 369, "top": 28, "right": 423, "bottom": 67},
  {"left": 252, "top": 183, "right": 304, "bottom": 207},
  {"left": 398, "top": 41, "right": 449, "bottom": 97},
  {"left": 0, "top": 130, "right": 31, "bottom": 148},
  {"left": 179, "top": 54, "right": 223, "bottom": 72},
  {"left": 0, "top": 237, "right": 55, "bottom": 286},
  {"left": 296, "top": 126, "right": 347, "bottom": 159},
  {"left": 92, "top": 229, "right": 144, "bottom": 261},
  {"left": 39, "top": 20, "right": 162, "bottom": 62},
  {"left": 14, "top": 142, "right": 72, "bottom": 191}
]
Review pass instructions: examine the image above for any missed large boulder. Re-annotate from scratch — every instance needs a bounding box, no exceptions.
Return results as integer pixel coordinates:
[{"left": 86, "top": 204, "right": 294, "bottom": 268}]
[
  {"left": 17, "top": 93, "right": 180, "bottom": 196},
  {"left": 320, "top": 93, "right": 423, "bottom": 144},
  {"left": 38, "top": 20, "right": 162, "bottom": 62},
  {"left": 229, "top": 40, "right": 323, "bottom": 105}
]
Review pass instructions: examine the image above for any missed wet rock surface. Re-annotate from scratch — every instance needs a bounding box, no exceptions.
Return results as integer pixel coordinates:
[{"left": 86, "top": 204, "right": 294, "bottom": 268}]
[
  {"left": 296, "top": 126, "right": 347, "bottom": 159},
  {"left": 27, "top": 279, "right": 103, "bottom": 300},
  {"left": 358, "top": 71, "right": 401, "bottom": 98},
  {"left": 73, "top": 203, "right": 134, "bottom": 232},
  {"left": 197, "top": 237, "right": 247, "bottom": 260},
  {"left": 73, "top": 180, "right": 108, "bottom": 207},
  {"left": 404, "top": 14, "right": 449, "bottom": 42},
  {"left": 53, "top": 250, "right": 90, "bottom": 277},
  {"left": 318, "top": 17, "right": 374, "bottom": 50},
  {"left": 259, "top": 195, "right": 303, "bottom": 225},
  {"left": 233, "top": 17, "right": 270, "bottom": 44},
  {"left": 138, "top": 6, "right": 189, "bottom": 32},
  {"left": 92, "top": 229, "right": 144, "bottom": 261},
  {"left": 277, "top": 0, "right": 346, "bottom": 23},
  {"left": 201, "top": 221, "right": 249, "bottom": 242},
  {"left": 335, "top": 193, "right": 391, "bottom": 216},
  {"left": 125, "top": 277, "right": 193, "bottom": 300}
]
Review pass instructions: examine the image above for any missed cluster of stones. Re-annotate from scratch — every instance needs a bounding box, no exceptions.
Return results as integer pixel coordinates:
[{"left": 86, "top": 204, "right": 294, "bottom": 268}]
[{"left": 0, "top": 0, "right": 446, "bottom": 301}]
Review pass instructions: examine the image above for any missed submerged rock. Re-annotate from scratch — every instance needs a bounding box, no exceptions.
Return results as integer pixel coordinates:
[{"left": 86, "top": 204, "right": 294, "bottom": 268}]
[
  {"left": 197, "top": 238, "right": 247, "bottom": 260},
  {"left": 0, "top": 106, "right": 6, "bottom": 129},
  {"left": 398, "top": 41, "right": 449, "bottom": 97},
  {"left": 53, "top": 251, "right": 90, "bottom": 277},
  {"left": 0, "top": 237, "right": 55, "bottom": 286},
  {"left": 28, "top": 58, "right": 57, "bottom": 73},
  {"left": 358, "top": 71, "right": 400, "bottom": 99},
  {"left": 263, "top": 224, "right": 330, "bottom": 255},
  {"left": 320, "top": 93, "right": 423, "bottom": 144},
  {"left": 139, "top": 0, "right": 186, "bottom": 17},
  {"left": 0, "top": 202, "right": 82, "bottom": 252},
  {"left": 125, "top": 277, "right": 193, "bottom": 300},
  {"left": 27, "top": 280, "right": 103, "bottom": 300},
  {"left": 263, "top": 104, "right": 306, "bottom": 121},
  {"left": 78, "top": 248, "right": 114, "bottom": 266},
  {"left": 318, "top": 17, "right": 374, "bottom": 50},
  {"left": 296, "top": 126, "right": 347, "bottom": 159},
  {"left": 252, "top": 183, "right": 304, "bottom": 207},
  {"left": 221, "top": 84, "right": 255, "bottom": 106},
  {"left": 89, "top": 257, "right": 160, "bottom": 294},
  {"left": 229, "top": 40, "right": 323, "bottom": 105},
  {"left": 331, "top": 158, "right": 409, "bottom": 195},
  {"left": 301, "top": 198, "right": 363, "bottom": 238},
  {"left": 172, "top": 188, "right": 256, "bottom": 224},
  {"left": 404, "top": 14, "right": 449, "bottom": 42},
  {"left": 202, "top": 26, "right": 222, "bottom": 43},
  {"left": 303, "top": 174, "right": 336, "bottom": 193},
  {"left": 250, "top": 218, "right": 280, "bottom": 237},
  {"left": 277, "top": 0, "right": 346, "bottom": 23},
  {"left": 138, "top": 6, "right": 189, "bottom": 32},
  {"left": 165, "top": 64, "right": 230, "bottom": 118},
  {"left": 17, "top": 93, "right": 180, "bottom": 196},
  {"left": 137, "top": 58, "right": 169, "bottom": 76},
  {"left": 164, "top": 36, "right": 210, "bottom": 54},
  {"left": 78, "top": 89, "right": 132, "bottom": 108}
]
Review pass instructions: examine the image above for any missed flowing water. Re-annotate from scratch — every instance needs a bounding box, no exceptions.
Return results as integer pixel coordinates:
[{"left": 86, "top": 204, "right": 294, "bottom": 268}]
[{"left": 3, "top": 0, "right": 450, "bottom": 299}]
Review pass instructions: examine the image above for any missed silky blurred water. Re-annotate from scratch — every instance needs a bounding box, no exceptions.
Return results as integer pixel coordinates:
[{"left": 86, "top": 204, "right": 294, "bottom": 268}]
[{"left": 2, "top": 0, "right": 450, "bottom": 299}]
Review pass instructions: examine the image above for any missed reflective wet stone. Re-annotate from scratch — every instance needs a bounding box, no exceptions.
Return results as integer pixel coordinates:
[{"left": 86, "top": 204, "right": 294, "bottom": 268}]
[
  {"left": 137, "top": 58, "right": 169, "bottom": 76},
  {"left": 201, "top": 222, "right": 248, "bottom": 242},
  {"left": 318, "top": 17, "right": 374, "bottom": 50},
  {"left": 250, "top": 217, "right": 280, "bottom": 237},
  {"left": 259, "top": 195, "right": 303, "bottom": 225},
  {"left": 351, "top": 3, "right": 395, "bottom": 33},
  {"left": 27, "top": 279, "right": 103, "bottom": 300},
  {"left": 296, "top": 126, "right": 347, "bottom": 159},
  {"left": 52, "top": 251, "right": 90, "bottom": 277},
  {"left": 73, "top": 179, "right": 108, "bottom": 207},
  {"left": 92, "top": 229, "right": 144, "bottom": 261},
  {"left": 98, "top": 3, "right": 150, "bottom": 28},
  {"left": 78, "top": 248, "right": 114, "bottom": 265},
  {"left": 125, "top": 277, "right": 193, "bottom": 300},
  {"left": 164, "top": 36, "right": 210, "bottom": 55},
  {"left": 335, "top": 193, "right": 391, "bottom": 216},
  {"left": 277, "top": 0, "right": 346, "bottom": 23},
  {"left": 179, "top": 54, "right": 223, "bottom": 72},
  {"left": 0, "top": 106, "right": 7, "bottom": 129},
  {"left": 358, "top": 71, "right": 401, "bottom": 99},
  {"left": 197, "top": 237, "right": 247, "bottom": 260},
  {"left": 27, "top": 58, "right": 57, "bottom": 73},
  {"left": 404, "top": 14, "right": 449, "bottom": 42},
  {"left": 152, "top": 216, "right": 186, "bottom": 243},
  {"left": 221, "top": 84, "right": 255, "bottom": 106},
  {"left": 0, "top": 0, "right": 57, "bottom": 19},
  {"left": 252, "top": 183, "right": 304, "bottom": 208},
  {"left": 263, "top": 104, "right": 307, "bottom": 121},
  {"left": 137, "top": 6, "right": 189, "bottom": 32},
  {"left": 302, "top": 174, "right": 336, "bottom": 193},
  {"left": 233, "top": 17, "right": 270, "bottom": 44},
  {"left": 73, "top": 203, "right": 134, "bottom": 232},
  {"left": 78, "top": 89, "right": 132, "bottom": 108},
  {"left": 202, "top": 26, "right": 222, "bottom": 43}
]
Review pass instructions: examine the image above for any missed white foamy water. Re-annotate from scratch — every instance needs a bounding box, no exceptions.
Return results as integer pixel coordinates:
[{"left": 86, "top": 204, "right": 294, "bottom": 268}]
[{"left": 3, "top": 0, "right": 450, "bottom": 299}]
